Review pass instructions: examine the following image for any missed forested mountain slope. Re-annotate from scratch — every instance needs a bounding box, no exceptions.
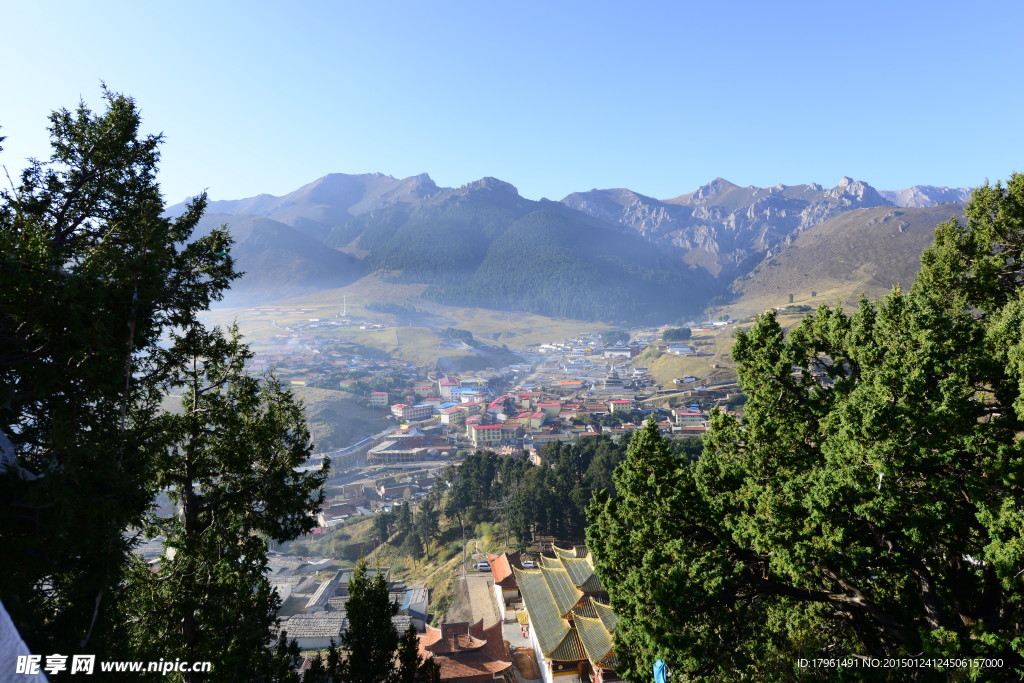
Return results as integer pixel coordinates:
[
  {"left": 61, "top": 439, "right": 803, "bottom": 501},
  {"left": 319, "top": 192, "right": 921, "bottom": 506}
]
[{"left": 178, "top": 172, "right": 971, "bottom": 321}]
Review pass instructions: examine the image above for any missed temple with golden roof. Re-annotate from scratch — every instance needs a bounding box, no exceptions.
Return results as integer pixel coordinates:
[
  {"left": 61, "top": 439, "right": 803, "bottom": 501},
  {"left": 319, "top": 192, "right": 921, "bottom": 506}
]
[{"left": 514, "top": 546, "right": 620, "bottom": 683}]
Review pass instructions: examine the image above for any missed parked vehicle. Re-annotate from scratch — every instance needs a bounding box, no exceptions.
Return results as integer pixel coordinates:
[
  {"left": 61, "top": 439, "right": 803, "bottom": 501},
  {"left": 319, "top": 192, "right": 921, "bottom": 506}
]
[
  {"left": 521, "top": 560, "right": 536, "bottom": 569},
  {"left": 475, "top": 561, "right": 490, "bottom": 571}
]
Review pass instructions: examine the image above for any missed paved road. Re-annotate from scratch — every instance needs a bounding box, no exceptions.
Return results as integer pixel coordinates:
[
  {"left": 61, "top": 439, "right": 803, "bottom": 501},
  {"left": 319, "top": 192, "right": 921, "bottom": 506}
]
[
  {"left": 503, "top": 617, "right": 532, "bottom": 649},
  {"left": 463, "top": 572, "right": 499, "bottom": 626}
]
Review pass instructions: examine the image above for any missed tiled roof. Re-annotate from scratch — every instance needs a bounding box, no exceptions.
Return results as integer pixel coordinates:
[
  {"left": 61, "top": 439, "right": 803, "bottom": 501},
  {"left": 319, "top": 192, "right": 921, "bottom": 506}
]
[
  {"left": 305, "top": 570, "right": 342, "bottom": 609},
  {"left": 552, "top": 545, "right": 590, "bottom": 560},
  {"left": 428, "top": 652, "right": 511, "bottom": 680},
  {"left": 592, "top": 600, "right": 618, "bottom": 632},
  {"left": 421, "top": 622, "right": 487, "bottom": 654},
  {"left": 470, "top": 620, "right": 510, "bottom": 662},
  {"left": 574, "top": 613, "right": 617, "bottom": 670},
  {"left": 560, "top": 557, "right": 604, "bottom": 593},
  {"left": 540, "top": 565, "right": 583, "bottom": 617},
  {"left": 418, "top": 620, "right": 511, "bottom": 680},
  {"left": 280, "top": 613, "right": 346, "bottom": 639},
  {"left": 547, "top": 631, "right": 587, "bottom": 662},
  {"left": 515, "top": 569, "right": 586, "bottom": 662},
  {"left": 485, "top": 551, "right": 522, "bottom": 587}
]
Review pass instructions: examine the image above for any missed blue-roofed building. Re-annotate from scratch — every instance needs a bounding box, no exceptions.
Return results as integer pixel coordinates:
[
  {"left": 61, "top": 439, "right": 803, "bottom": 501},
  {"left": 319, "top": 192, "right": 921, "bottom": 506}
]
[{"left": 400, "top": 584, "right": 429, "bottom": 631}]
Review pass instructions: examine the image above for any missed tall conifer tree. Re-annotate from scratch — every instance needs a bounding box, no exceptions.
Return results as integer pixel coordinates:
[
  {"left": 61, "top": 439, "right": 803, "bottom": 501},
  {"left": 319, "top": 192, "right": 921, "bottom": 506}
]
[
  {"left": 588, "top": 175, "right": 1024, "bottom": 679},
  {"left": 0, "top": 90, "right": 234, "bottom": 657},
  {"left": 340, "top": 560, "right": 400, "bottom": 683},
  {"left": 121, "top": 324, "right": 327, "bottom": 680}
]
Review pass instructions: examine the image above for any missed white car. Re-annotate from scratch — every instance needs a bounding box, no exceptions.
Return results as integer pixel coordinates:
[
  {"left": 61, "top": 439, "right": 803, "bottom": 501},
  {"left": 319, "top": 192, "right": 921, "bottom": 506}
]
[
  {"left": 475, "top": 561, "right": 490, "bottom": 571},
  {"left": 521, "top": 560, "right": 536, "bottom": 569}
]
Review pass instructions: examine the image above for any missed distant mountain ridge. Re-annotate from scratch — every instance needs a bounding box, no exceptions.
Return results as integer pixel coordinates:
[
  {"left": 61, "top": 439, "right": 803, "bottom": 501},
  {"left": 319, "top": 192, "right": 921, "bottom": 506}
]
[
  {"left": 561, "top": 176, "right": 971, "bottom": 279},
  {"left": 878, "top": 185, "right": 973, "bottom": 207},
  {"left": 726, "top": 203, "right": 967, "bottom": 316},
  {"left": 192, "top": 213, "right": 365, "bottom": 306},
  {"left": 171, "top": 173, "right": 972, "bottom": 321}
]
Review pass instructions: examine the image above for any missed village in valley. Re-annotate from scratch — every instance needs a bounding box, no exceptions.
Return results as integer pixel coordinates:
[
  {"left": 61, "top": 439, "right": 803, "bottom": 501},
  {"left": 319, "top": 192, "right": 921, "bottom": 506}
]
[{"left": 151, "top": 303, "right": 744, "bottom": 682}]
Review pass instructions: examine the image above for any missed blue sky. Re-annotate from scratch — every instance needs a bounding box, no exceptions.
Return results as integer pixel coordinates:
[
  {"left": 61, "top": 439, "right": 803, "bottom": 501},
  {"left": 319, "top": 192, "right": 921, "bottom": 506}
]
[{"left": 2, "top": 1, "right": 1022, "bottom": 205}]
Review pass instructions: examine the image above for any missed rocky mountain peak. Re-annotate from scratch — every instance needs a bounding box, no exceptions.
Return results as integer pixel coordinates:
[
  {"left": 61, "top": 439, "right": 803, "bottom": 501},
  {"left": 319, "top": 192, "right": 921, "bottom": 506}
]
[
  {"left": 458, "top": 177, "right": 520, "bottom": 196},
  {"left": 879, "top": 185, "right": 974, "bottom": 208},
  {"left": 398, "top": 173, "right": 439, "bottom": 197},
  {"left": 693, "top": 177, "right": 737, "bottom": 202},
  {"left": 825, "top": 177, "right": 888, "bottom": 205}
]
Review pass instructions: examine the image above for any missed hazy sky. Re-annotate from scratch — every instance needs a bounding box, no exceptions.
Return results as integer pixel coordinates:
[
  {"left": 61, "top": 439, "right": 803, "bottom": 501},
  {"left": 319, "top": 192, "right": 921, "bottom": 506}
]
[{"left": 2, "top": 1, "right": 1022, "bottom": 205}]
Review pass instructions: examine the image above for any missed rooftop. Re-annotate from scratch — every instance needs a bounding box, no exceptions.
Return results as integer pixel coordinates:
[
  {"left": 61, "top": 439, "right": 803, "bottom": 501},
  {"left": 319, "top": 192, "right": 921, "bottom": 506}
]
[
  {"left": 305, "top": 571, "right": 342, "bottom": 609},
  {"left": 419, "top": 621, "right": 511, "bottom": 680},
  {"left": 280, "top": 613, "right": 346, "bottom": 639},
  {"left": 485, "top": 550, "right": 523, "bottom": 587}
]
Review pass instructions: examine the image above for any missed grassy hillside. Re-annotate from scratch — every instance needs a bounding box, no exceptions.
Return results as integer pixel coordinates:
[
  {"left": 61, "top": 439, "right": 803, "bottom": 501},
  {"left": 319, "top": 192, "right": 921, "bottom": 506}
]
[
  {"left": 721, "top": 204, "right": 963, "bottom": 318},
  {"left": 633, "top": 326, "right": 740, "bottom": 388},
  {"left": 290, "top": 387, "right": 392, "bottom": 452}
]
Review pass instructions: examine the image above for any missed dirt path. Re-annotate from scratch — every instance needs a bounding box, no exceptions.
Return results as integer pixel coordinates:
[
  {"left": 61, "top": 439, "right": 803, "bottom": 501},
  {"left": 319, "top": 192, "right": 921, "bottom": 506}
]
[{"left": 442, "top": 539, "right": 499, "bottom": 626}]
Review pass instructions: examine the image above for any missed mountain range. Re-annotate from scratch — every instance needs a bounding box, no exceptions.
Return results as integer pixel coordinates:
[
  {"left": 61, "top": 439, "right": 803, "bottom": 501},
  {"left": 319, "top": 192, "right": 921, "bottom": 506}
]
[{"left": 170, "top": 173, "right": 971, "bottom": 322}]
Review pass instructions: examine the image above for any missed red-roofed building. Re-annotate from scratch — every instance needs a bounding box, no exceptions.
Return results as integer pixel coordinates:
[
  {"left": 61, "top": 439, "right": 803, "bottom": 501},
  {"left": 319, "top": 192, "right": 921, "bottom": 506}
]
[
  {"left": 517, "top": 411, "right": 545, "bottom": 429},
  {"left": 486, "top": 551, "right": 524, "bottom": 620},
  {"left": 392, "top": 403, "right": 435, "bottom": 421},
  {"left": 470, "top": 424, "right": 503, "bottom": 448},
  {"left": 370, "top": 391, "right": 389, "bottom": 408},
  {"left": 414, "top": 382, "right": 437, "bottom": 398},
  {"left": 438, "top": 376, "right": 460, "bottom": 400},
  {"left": 609, "top": 399, "right": 633, "bottom": 414},
  {"left": 655, "top": 420, "right": 674, "bottom": 434},
  {"left": 677, "top": 425, "right": 708, "bottom": 435},
  {"left": 517, "top": 393, "right": 540, "bottom": 408},
  {"left": 459, "top": 401, "right": 486, "bottom": 416},
  {"left": 500, "top": 423, "right": 524, "bottom": 441},
  {"left": 418, "top": 620, "right": 511, "bottom": 683},
  {"left": 673, "top": 409, "right": 705, "bottom": 428}
]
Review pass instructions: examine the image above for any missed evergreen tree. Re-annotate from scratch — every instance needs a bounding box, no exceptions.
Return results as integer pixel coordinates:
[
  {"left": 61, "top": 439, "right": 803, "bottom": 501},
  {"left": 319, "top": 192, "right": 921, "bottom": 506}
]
[
  {"left": 401, "top": 530, "right": 425, "bottom": 559},
  {"left": 394, "top": 624, "right": 440, "bottom": 683},
  {"left": 374, "top": 509, "right": 395, "bottom": 544},
  {"left": 122, "top": 324, "right": 327, "bottom": 681},
  {"left": 662, "top": 327, "right": 692, "bottom": 341},
  {"left": 0, "top": 90, "right": 234, "bottom": 657},
  {"left": 396, "top": 501, "right": 413, "bottom": 535},
  {"left": 588, "top": 175, "right": 1024, "bottom": 679},
  {"left": 341, "top": 560, "right": 400, "bottom": 683},
  {"left": 267, "top": 633, "right": 303, "bottom": 683},
  {"left": 588, "top": 419, "right": 720, "bottom": 681},
  {"left": 414, "top": 498, "right": 439, "bottom": 545},
  {"left": 302, "top": 640, "right": 342, "bottom": 683}
]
